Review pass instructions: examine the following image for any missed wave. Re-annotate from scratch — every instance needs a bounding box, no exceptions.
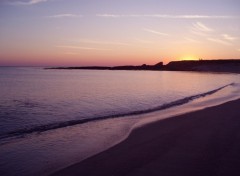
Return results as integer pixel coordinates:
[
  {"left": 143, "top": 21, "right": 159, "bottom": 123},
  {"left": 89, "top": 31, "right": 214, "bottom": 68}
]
[{"left": 0, "top": 83, "right": 234, "bottom": 142}]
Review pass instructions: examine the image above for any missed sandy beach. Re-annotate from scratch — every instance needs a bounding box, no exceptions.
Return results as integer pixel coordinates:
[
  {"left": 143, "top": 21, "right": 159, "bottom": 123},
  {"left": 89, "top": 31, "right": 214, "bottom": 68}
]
[{"left": 52, "top": 98, "right": 240, "bottom": 176}]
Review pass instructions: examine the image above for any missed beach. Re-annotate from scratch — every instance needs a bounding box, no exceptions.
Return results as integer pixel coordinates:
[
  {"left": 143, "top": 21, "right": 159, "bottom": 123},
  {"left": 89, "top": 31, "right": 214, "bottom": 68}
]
[{"left": 52, "top": 98, "right": 240, "bottom": 176}]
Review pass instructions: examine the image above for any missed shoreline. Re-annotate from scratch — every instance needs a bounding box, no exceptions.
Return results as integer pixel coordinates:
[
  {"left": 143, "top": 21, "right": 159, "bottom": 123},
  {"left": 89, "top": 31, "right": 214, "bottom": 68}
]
[{"left": 52, "top": 98, "right": 240, "bottom": 176}]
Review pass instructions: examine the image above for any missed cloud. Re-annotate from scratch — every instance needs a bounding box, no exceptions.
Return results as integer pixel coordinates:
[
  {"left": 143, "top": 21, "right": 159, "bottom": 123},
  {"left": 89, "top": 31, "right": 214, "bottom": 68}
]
[
  {"left": 191, "top": 24, "right": 238, "bottom": 45},
  {"left": 97, "top": 14, "right": 121, "bottom": 18},
  {"left": 47, "top": 14, "right": 82, "bottom": 18},
  {"left": 222, "top": 34, "right": 237, "bottom": 41},
  {"left": 62, "top": 39, "right": 131, "bottom": 46},
  {"left": 10, "top": 0, "right": 48, "bottom": 5},
  {"left": 79, "top": 39, "right": 130, "bottom": 46},
  {"left": 193, "top": 22, "right": 213, "bottom": 32},
  {"left": 143, "top": 28, "right": 169, "bottom": 36},
  {"left": 56, "top": 45, "right": 111, "bottom": 51},
  {"left": 97, "top": 14, "right": 239, "bottom": 19},
  {"left": 237, "top": 49, "right": 240, "bottom": 52},
  {"left": 184, "top": 38, "right": 201, "bottom": 43},
  {"left": 207, "top": 38, "right": 232, "bottom": 46},
  {"left": 190, "top": 22, "right": 214, "bottom": 36},
  {"left": 206, "top": 34, "right": 237, "bottom": 46},
  {"left": 135, "top": 39, "right": 153, "bottom": 43}
]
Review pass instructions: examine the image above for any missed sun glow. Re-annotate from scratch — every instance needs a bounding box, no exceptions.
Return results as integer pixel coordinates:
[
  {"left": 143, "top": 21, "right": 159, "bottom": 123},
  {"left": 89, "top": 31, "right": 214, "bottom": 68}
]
[{"left": 180, "top": 55, "right": 199, "bottom": 61}]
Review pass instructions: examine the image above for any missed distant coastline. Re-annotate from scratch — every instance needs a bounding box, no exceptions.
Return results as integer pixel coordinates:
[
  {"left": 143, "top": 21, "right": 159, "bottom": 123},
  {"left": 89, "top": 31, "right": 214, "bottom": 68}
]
[{"left": 46, "top": 59, "right": 240, "bottom": 74}]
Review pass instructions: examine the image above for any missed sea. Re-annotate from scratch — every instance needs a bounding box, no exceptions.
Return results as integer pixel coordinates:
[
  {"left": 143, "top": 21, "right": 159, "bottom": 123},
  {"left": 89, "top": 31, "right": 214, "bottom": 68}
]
[{"left": 0, "top": 67, "right": 240, "bottom": 176}]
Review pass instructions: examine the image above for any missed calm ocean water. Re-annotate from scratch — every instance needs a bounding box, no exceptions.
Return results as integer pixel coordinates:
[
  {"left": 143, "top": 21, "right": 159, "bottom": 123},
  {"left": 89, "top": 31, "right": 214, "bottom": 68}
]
[{"left": 0, "top": 67, "right": 239, "bottom": 176}]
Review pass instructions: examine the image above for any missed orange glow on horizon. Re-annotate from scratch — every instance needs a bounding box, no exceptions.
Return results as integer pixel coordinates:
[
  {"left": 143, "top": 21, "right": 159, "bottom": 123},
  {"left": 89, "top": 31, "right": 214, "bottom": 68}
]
[{"left": 179, "top": 55, "right": 199, "bottom": 61}]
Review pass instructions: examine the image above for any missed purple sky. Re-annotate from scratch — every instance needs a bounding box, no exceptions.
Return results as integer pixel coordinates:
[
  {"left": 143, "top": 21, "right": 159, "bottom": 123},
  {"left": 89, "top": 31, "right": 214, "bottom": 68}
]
[{"left": 0, "top": 0, "right": 240, "bottom": 66}]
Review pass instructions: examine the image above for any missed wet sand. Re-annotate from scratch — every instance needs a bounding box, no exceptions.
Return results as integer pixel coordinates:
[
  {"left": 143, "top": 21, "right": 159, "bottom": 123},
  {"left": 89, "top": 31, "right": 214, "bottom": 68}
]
[{"left": 52, "top": 99, "right": 240, "bottom": 176}]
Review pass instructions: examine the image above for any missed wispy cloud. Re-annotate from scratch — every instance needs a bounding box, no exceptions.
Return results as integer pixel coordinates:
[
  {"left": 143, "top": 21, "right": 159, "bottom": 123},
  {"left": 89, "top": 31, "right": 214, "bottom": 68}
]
[
  {"left": 193, "top": 22, "right": 213, "bottom": 32},
  {"left": 184, "top": 38, "right": 201, "bottom": 43},
  {"left": 97, "top": 14, "right": 121, "bottom": 18},
  {"left": 56, "top": 45, "right": 111, "bottom": 51},
  {"left": 222, "top": 34, "right": 237, "bottom": 41},
  {"left": 47, "top": 14, "right": 82, "bottom": 18},
  {"left": 135, "top": 39, "right": 153, "bottom": 44},
  {"left": 143, "top": 28, "right": 169, "bottom": 36},
  {"left": 191, "top": 24, "right": 237, "bottom": 45},
  {"left": 62, "top": 39, "right": 131, "bottom": 46},
  {"left": 207, "top": 38, "right": 232, "bottom": 46},
  {"left": 97, "top": 14, "right": 239, "bottom": 19},
  {"left": 190, "top": 22, "right": 213, "bottom": 36},
  {"left": 9, "top": 0, "right": 48, "bottom": 5},
  {"left": 79, "top": 39, "right": 130, "bottom": 46}
]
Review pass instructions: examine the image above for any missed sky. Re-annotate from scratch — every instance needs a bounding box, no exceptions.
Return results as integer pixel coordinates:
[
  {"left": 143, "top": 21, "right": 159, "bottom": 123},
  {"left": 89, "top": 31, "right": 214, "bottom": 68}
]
[{"left": 0, "top": 0, "right": 240, "bottom": 66}]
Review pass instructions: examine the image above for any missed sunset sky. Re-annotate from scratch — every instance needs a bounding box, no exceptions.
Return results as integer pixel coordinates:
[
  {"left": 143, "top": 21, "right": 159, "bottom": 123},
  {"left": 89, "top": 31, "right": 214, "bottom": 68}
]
[{"left": 0, "top": 0, "right": 240, "bottom": 66}]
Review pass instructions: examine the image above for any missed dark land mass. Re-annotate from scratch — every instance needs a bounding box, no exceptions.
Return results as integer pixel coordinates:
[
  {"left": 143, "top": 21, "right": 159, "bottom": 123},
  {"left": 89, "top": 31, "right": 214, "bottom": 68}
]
[
  {"left": 166, "top": 59, "right": 240, "bottom": 73},
  {"left": 47, "top": 59, "right": 240, "bottom": 73}
]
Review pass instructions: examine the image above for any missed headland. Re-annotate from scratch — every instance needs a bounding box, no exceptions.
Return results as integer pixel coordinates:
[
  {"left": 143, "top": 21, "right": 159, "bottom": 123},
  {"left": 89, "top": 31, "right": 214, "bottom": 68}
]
[{"left": 47, "top": 59, "right": 240, "bottom": 74}]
